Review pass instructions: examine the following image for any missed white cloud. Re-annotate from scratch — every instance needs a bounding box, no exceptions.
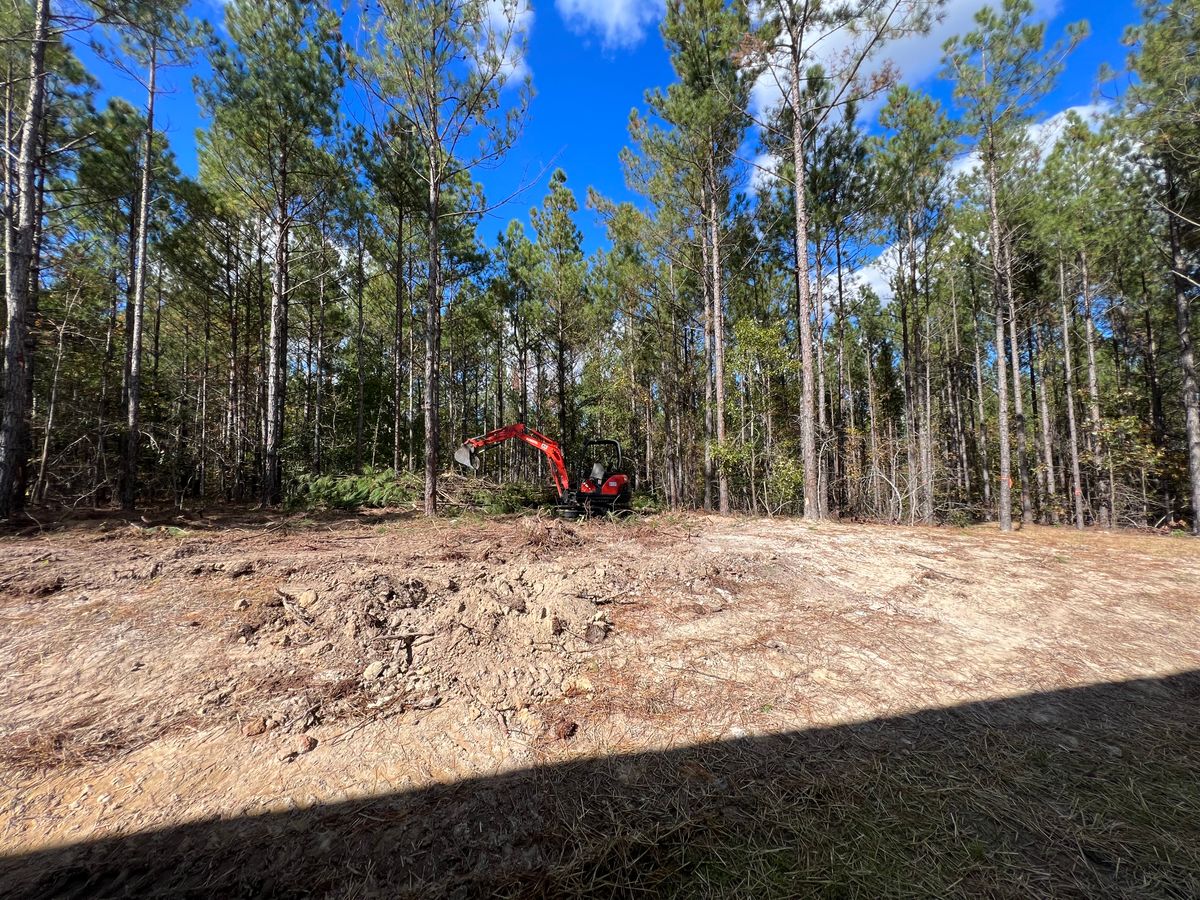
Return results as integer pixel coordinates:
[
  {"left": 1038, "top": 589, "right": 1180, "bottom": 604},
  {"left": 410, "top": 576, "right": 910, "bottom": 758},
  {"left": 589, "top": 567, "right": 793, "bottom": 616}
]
[
  {"left": 751, "top": 0, "right": 1063, "bottom": 124},
  {"left": 478, "top": 0, "right": 534, "bottom": 86},
  {"left": 949, "top": 101, "right": 1112, "bottom": 180},
  {"left": 555, "top": 0, "right": 663, "bottom": 49},
  {"left": 853, "top": 242, "right": 902, "bottom": 305},
  {"left": 749, "top": 151, "right": 780, "bottom": 192},
  {"left": 1026, "top": 101, "right": 1108, "bottom": 152}
]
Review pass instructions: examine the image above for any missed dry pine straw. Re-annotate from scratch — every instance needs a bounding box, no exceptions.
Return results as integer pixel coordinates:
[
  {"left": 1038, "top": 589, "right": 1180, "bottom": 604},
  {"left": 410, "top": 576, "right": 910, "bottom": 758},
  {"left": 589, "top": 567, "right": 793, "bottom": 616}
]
[{"left": 0, "top": 512, "right": 1198, "bottom": 897}]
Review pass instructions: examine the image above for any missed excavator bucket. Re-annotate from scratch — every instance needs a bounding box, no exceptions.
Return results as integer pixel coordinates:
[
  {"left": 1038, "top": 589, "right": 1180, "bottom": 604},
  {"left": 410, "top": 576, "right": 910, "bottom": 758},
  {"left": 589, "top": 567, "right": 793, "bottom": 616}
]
[{"left": 453, "top": 444, "right": 479, "bottom": 470}]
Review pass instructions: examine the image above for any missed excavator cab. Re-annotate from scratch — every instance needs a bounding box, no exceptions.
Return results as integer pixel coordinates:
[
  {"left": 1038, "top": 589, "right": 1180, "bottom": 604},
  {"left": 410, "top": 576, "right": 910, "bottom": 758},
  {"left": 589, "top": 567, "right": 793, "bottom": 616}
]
[
  {"left": 575, "top": 439, "right": 631, "bottom": 515},
  {"left": 579, "top": 439, "right": 622, "bottom": 488}
]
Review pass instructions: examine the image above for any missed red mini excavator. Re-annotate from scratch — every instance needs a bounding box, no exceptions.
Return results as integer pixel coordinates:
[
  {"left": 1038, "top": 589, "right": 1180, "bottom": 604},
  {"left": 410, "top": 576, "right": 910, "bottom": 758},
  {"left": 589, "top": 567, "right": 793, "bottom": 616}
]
[{"left": 453, "top": 423, "right": 632, "bottom": 518}]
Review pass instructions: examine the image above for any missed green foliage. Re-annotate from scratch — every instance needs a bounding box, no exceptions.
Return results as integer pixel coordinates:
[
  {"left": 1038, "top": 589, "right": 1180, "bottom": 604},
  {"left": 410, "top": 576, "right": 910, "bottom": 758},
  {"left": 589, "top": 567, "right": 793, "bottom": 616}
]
[
  {"left": 290, "top": 467, "right": 545, "bottom": 515},
  {"left": 293, "top": 469, "right": 423, "bottom": 510}
]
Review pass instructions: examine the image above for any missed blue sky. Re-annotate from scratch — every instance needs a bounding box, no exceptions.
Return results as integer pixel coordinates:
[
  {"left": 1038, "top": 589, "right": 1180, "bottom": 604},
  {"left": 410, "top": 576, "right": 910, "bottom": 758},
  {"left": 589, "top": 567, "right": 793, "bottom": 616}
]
[{"left": 70, "top": 0, "right": 1141, "bottom": 255}]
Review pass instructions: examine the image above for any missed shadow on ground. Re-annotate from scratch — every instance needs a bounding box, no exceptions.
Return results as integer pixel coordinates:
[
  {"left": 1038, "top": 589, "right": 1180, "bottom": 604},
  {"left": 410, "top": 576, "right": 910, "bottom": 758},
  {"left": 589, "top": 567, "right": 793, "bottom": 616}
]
[{"left": 3, "top": 671, "right": 1198, "bottom": 898}]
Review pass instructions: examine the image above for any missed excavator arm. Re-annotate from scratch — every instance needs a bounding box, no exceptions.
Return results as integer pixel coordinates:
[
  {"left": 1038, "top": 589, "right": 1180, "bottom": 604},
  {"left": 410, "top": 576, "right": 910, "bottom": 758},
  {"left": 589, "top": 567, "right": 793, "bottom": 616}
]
[{"left": 453, "top": 423, "right": 571, "bottom": 499}]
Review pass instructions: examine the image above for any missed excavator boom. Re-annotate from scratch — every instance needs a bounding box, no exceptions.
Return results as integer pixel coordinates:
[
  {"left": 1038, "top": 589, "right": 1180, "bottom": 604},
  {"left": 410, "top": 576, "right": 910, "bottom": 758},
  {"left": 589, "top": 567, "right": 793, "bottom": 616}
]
[{"left": 454, "top": 423, "right": 571, "bottom": 498}]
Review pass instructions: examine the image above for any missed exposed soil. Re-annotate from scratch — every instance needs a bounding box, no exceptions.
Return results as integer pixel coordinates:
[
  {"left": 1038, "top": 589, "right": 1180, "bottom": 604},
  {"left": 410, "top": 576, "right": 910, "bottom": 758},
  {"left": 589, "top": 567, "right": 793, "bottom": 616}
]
[{"left": 1, "top": 510, "right": 1198, "bottom": 897}]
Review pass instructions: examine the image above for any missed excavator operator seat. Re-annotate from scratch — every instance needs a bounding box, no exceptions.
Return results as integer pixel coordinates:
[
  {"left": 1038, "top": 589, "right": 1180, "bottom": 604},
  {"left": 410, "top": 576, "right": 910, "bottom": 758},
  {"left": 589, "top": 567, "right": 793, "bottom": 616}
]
[{"left": 590, "top": 461, "right": 607, "bottom": 483}]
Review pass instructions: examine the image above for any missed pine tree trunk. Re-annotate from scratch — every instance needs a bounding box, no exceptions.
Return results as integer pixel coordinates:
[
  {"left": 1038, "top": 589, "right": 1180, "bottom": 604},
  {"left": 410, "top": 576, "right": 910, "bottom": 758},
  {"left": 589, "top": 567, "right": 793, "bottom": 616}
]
[
  {"left": 814, "top": 249, "right": 830, "bottom": 518},
  {"left": 263, "top": 184, "right": 289, "bottom": 506},
  {"left": 1031, "top": 324, "right": 1058, "bottom": 524},
  {"left": 424, "top": 174, "right": 441, "bottom": 516},
  {"left": 898, "top": 263, "right": 919, "bottom": 523},
  {"left": 33, "top": 292, "right": 73, "bottom": 502},
  {"left": 1080, "top": 251, "right": 1109, "bottom": 528},
  {"left": 701, "top": 210, "right": 713, "bottom": 512},
  {"left": 1004, "top": 241, "right": 1033, "bottom": 525},
  {"left": 789, "top": 41, "right": 818, "bottom": 520},
  {"left": 121, "top": 43, "right": 157, "bottom": 511},
  {"left": 1167, "top": 170, "right": 1200, "bottom": 535},
  {"left": 708, "top": 174, "right": 729, "bottom": 515},
  {"left": 0, "top": 0, "right": 49, "bottom": 519},
  {"left": 354, "top": 240, "right": 365, "bottom": 471},
  {"left": 394, "top": 207, "right": 404, "bottom": 473},
  {"left": 1142, "top": 297, "right": 1165, "bottom": 446},
  {"left": 1059, "top": 258, "right": 1086, "bottom": 530},
  {"left": 313, "top": 262, "right": 325, "bottom": 474},
  {"left": 973, "top": 315, "right": 992, "bottom": 518},
  {"left": 984, "top": 152, "right": 1012, "bottom": 532},
  {"left": 2, "top": 64, "right": 11, "bottom": 331}
]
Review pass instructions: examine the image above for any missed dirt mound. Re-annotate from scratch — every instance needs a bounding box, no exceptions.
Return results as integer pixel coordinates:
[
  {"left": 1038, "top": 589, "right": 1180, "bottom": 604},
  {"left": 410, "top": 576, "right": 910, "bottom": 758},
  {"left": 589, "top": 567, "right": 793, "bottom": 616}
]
[{"left": 224, "top": 527, "right": 618, "bottom": 735}]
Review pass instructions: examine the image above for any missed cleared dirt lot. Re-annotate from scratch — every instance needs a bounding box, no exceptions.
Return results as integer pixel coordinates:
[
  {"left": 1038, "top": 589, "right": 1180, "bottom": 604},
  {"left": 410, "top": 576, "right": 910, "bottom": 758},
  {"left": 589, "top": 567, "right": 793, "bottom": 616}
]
[{"left": 1, "top": 511, "right": 1198, "bottom": 897}]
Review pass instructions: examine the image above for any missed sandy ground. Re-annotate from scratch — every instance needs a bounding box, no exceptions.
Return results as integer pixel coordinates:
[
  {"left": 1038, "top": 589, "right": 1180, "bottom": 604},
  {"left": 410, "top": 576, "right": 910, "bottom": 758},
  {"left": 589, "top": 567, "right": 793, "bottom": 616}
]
[{"left": 1, "top": 510, "right": 1198, "bottom": 897}]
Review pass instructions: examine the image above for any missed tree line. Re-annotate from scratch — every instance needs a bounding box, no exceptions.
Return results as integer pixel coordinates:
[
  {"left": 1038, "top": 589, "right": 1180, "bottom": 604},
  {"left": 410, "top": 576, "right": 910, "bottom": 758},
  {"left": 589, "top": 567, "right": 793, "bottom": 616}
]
[{"left": 1, "top": 0, "right": 1197, "bottom": 534}]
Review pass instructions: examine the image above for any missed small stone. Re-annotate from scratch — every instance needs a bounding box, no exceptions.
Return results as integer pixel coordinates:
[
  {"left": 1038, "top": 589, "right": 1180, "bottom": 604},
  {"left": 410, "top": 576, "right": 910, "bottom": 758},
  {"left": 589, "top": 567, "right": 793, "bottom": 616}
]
[
  {"left": 566, "top": 675, "right": 594, "bottom": 695},
  {"left": 296, "top": 589, "right": 319, "bottom": 608},
  {"left": 584, "top": 622, "right": 607, "bottom": 644},
  {"left": 234, "top": 598, "right": 250, "bottom": 611},
  {"left": 227, "top": 559, "right": 254, "bottom": 578},
  {"left": 243, "top": 718, "right": 267, "bottom": 737},
  {"left": 362, "top": 661, "right": 385, "bottom": 680},
  {"left": 296, "top": 734, "right": 318, "bottom": 754},
  {"left": 505, "top": 596, "right": 527, "bottom": 614}
]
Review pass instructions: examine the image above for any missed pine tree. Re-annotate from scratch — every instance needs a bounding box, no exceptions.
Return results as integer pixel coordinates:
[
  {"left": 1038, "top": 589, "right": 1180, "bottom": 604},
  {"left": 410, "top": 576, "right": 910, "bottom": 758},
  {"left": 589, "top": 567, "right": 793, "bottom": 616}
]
[
  {"left": 363, "top": 0, "right": 530, "bottom": 515},
  {"left": 943, "top": 0, "right": 1085, "bottom": 530},
  {"left": 1124, "top": 0, "right": 1200, "bottom": 535},
  {"left": 198, "top": 0, "right": 343, "bottom": 505}
]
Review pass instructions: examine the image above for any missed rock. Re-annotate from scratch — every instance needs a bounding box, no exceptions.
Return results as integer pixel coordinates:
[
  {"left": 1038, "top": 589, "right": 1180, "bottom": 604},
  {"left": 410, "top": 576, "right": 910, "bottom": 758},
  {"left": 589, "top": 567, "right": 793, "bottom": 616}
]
[
  {"left": 505, "top": 596, "right": 528, "bottom": 614},
  {"left": 303, "top": 641, "right": 333, "bottom": 657},
  {"left": 296, "top": 734, "right": 318, "bottom": 754},
  {"left": 295, "top": 589, "right": 319, "bottom": 608},
  {"left": 413, "top": 695, "right": 440, "bottom": 710},
  {"left": 584, "top": 622, "right": 607, "bottom": 644},
  {"left": 400, "top": 577, "right": 428, "bottom": 608},
  {"left": 29, "top": 575, "right": 65, "bottom": 597},
  {"left": 234, "top": 598, "right": 251, "bottom": 611},
  {"left": 227, "top": 559, "right": 254, "bottom": 578},
  {"left": 565, "top": 675, "right": 594, "bottom": 696},
  {"left": 243, "top": 718, "right": 267, "bottom": 737},
  {"left": 199, "top": 685, "right": 233, "bottom": 710},
  {"left": 362, "top": 661, "right": 385, "bottom": 680},
  {"left": 278, "top": 734, "right": 317, "bottom": 763}
]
